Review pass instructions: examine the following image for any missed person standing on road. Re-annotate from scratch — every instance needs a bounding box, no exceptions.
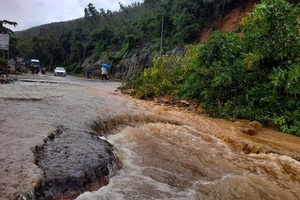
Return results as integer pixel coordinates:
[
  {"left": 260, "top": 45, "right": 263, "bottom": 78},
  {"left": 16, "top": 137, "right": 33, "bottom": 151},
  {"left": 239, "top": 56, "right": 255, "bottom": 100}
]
[{"left": 100, "top": 66, "right": 108, "bottom": 82}]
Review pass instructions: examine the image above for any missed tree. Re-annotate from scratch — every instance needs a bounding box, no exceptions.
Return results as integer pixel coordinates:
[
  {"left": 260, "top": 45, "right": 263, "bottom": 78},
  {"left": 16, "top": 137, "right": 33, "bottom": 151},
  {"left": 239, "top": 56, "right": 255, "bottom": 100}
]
[
  {"left": 0, "top": 20, "right": 18, "bottom": 35},
  {"left": 84, "top": 3, "right": 100, "bottom": 30},
  {"left": 69, "top": 28, "right": 87, "bottom": 63},
  {"left": 241, "top": 0, "right": 300, "bottom": 70},
  {"left": 84, "top": 3, "right": 99, "bottom": 19}
]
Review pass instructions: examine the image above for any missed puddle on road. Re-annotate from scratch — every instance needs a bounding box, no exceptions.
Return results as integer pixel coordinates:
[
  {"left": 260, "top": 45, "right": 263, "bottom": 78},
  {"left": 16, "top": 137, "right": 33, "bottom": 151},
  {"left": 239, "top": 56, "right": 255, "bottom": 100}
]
[{"left": 19, "top": 79, "right": 63, "bottom": 84}]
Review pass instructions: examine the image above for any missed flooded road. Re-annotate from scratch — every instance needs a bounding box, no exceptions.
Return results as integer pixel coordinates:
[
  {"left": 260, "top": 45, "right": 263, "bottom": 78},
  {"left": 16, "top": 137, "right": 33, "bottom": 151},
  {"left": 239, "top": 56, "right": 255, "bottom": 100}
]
[
  {"left": 78, "top": 106, "right": 300, "bottom": 200},
  {"left": 1, "top": 74, "right": 300, "bottom": 200}
]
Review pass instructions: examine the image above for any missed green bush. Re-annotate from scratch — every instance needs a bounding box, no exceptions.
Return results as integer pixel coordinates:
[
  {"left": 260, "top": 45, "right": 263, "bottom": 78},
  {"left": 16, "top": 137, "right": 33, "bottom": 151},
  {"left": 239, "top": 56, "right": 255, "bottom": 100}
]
[
  {"left": 241, "top": 0, "right": 300, "bottom": 70},
  {"left": 65, "top": 63, "right": 83, "bottom": 74},
  {"left": 180, "top": 31, "right": 244, "bottom": 106},
  {"left": 92, "top": 42, "right": 106, "bottom": 62},
  {"left": 0, "top": 57, "right": 7, "bottom": 65},
  {"left": 125, "top": 54, "right": 186, "bottom": 99},
  {"left": 119, "top": 70, "right": 143, "bottom": 90},
  {"left": 109, "top": 42, "right": 129, "bottom": 63}
]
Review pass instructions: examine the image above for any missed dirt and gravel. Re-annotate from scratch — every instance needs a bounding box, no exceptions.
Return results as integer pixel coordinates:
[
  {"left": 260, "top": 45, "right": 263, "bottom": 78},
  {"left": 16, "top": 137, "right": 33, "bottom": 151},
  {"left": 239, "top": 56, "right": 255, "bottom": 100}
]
[{"left": 0, "top": 73, "right": 147, "bottom": 199}]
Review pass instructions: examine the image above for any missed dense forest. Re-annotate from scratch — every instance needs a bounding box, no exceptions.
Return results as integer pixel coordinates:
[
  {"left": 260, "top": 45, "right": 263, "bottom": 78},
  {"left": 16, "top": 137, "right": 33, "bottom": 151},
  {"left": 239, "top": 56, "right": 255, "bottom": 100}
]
[{"left": 1, "top": 0, "right": 300, "bottom": 136}]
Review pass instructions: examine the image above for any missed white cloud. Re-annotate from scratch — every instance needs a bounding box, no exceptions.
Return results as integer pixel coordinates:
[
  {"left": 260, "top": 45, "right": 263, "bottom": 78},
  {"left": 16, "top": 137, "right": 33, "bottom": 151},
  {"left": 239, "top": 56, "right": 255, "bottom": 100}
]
[{"left": 0, "top": 0, "right": 142, "bottom": 31}]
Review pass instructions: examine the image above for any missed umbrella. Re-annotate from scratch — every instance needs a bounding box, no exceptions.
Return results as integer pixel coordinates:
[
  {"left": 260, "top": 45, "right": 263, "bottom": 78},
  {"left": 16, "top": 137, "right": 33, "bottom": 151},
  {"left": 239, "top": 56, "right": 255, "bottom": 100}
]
[{"left": 101, "top": 63, "right": 111, "bottom": 70}]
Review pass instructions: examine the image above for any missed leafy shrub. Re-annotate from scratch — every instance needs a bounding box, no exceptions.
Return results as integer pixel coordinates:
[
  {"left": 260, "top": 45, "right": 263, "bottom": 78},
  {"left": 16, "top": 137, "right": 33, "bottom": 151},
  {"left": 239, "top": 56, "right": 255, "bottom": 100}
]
[
  {"left": 66, "top": 63, "right": 83, "bottom": 74},
  {"left": 180, "top": 31, "right": 244, "bottom": 106},
  {"left": 241, "top": 0, "right": 300, "bottom": 70},
  {"left": 125, "top": 54, "right": 186, "bottom": 99},
  {"left": 109, "top": 42, "right": 129, "bottom": 63},
  {"left": 0, "top": 57, "right": 7, "bottom": 65},
  {"left": 240, "top": 0, "right": 300, "bottom": 134},
  {"left": 118, "top": 70, "right": 143, "bottom": 90},
  {"left": 272, "top": 110, "right": 300, "bottom": 136},
  {"left": 92, "top": 42, "right": 106, "bottom": 62}
]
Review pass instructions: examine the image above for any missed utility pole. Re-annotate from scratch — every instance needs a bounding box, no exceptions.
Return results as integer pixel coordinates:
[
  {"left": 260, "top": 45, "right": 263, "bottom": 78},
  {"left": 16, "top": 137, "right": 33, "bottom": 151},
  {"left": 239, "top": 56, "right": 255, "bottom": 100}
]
[{"left": 160, "top": 14, "right": 164, "bottom": 58}]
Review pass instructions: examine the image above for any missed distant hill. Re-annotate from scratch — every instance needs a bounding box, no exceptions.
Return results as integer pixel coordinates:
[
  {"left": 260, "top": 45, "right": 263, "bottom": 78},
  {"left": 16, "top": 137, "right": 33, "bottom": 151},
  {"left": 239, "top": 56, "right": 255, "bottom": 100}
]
[{"left": 14, "top": 19, "right": 81, "bottom": 40}]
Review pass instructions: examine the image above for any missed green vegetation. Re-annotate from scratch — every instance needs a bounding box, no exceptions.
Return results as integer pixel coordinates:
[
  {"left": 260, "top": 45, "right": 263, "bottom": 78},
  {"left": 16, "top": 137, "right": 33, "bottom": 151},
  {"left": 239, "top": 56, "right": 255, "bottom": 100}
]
[
  {"left": 126, "top": 54, "right": 186, "bottom": 98},
  {"left": 0, "top": 57, "right": 8, "bottom": 65},
  {"left": 123, "top": 0, "right": 300, "bottom": 136}
]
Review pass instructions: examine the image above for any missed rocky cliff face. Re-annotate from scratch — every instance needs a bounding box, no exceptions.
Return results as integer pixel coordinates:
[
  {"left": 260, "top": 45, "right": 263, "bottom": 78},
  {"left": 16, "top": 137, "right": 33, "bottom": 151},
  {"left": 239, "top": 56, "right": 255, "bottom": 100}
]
[
  {"left": 83, "top": 0, "right": 259, "bottom": 79},
  {"left": 82, "top": 44, "right": 190, "bottom": 80},
  {"left": 82, "top": 44, "right": 158, "bottom": 79}
]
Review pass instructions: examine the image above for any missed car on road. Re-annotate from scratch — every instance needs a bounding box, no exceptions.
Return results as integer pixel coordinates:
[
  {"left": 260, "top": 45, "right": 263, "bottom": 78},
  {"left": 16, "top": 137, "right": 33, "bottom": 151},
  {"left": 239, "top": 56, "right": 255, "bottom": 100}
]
[{"left": 54, "top": 67, "right": 66, "bottom": 77}]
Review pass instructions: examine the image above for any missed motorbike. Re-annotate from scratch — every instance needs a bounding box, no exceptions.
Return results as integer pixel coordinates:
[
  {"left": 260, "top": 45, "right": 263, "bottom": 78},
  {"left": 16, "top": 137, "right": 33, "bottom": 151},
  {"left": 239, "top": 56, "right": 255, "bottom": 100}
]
[
  {"left": 86, "top": 70, "right": 92, "bottom": 78},
  {"left": 31, "top": 66, "right": 39, "bottom": 74}
]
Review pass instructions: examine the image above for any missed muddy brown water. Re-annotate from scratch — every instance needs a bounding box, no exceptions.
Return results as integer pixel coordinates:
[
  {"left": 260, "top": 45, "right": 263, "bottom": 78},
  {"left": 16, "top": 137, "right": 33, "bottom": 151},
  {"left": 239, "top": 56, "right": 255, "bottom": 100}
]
[{"left": 1, "top": 74, "right": 300, "bottom": 200}]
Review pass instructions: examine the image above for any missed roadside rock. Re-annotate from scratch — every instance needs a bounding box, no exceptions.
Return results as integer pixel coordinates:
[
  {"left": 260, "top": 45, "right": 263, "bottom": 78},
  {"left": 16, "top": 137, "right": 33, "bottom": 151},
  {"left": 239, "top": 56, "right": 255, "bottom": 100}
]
[{"left": 0, "top": 74, "right": 17, "bottom": 84}]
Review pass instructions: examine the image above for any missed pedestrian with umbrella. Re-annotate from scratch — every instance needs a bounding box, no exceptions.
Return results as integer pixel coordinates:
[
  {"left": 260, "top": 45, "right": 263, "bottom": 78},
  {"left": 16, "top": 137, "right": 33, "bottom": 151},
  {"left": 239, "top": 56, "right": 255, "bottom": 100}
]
[{"left": 100, "top": 63, "right": 111, "bottom": 82}]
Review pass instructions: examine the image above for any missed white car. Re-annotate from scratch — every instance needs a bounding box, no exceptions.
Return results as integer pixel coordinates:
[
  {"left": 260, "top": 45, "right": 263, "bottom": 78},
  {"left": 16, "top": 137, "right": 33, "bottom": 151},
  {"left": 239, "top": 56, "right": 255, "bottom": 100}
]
[{"left": 54, "top": 67, "right": 66, "bottom": 77}]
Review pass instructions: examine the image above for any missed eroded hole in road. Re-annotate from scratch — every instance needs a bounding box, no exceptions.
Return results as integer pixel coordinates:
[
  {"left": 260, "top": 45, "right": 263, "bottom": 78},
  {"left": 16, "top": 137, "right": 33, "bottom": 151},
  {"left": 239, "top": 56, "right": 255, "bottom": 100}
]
[
  {"left": 32, "top": 114, "right": 182, "bottom": 200},
  {"left": 2, "top": 97, "right": 43, "bottom": 101},
  {"left": 88, "top": 113, "right": 183, "bottom": 137},
  {"left": 19, "top": 79, "right": 62, "bottom": 84}
]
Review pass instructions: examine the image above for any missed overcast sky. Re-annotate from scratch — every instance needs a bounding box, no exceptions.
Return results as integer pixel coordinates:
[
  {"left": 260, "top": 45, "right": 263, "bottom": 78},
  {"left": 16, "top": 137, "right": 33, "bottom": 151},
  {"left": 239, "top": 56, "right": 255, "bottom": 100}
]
[{"left": 1, "top": 0, "right": 142, "bottom": 32}]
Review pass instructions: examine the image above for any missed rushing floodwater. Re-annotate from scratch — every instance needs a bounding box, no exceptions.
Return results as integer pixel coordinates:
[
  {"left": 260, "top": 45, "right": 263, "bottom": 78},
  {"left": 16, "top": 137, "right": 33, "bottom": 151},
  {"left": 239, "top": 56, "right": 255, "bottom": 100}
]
[{"left": 77, "top": 104, "right": 300, "bottom": 200}]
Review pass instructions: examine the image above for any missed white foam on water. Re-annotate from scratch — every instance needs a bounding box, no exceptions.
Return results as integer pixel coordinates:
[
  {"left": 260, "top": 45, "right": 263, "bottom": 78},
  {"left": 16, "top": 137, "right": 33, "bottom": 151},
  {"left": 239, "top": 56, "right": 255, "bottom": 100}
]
[{"left": 77, "top": 120, "right": 300, "bottom": 200}]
